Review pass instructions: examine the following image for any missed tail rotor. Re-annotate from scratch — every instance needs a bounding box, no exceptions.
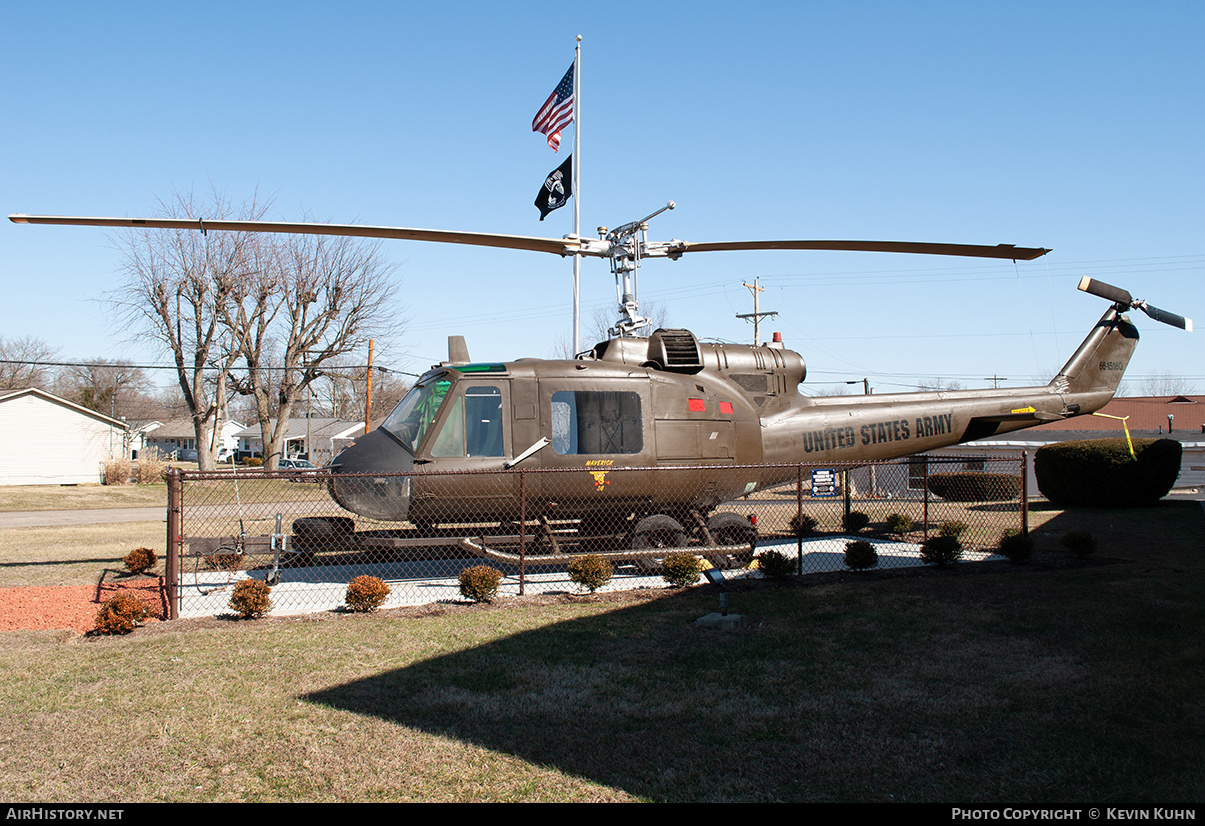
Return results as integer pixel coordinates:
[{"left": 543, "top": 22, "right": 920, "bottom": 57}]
[{"left": 1077, "top": 277, "right": 1193, "bottom": 332}]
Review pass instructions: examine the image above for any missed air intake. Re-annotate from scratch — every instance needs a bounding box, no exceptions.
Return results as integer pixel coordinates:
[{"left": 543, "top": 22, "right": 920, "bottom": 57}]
[{"left": 648, "top": 329, "right": 703, "bottom": 372}]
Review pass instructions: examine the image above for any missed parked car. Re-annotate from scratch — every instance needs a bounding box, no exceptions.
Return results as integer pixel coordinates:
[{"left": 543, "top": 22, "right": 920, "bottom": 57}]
[
  {"left": 279, "top": 457, "right": 321, "bottom": 481},
  {"left": 178, "top": 449, "right": 198, "bottom": 462}
]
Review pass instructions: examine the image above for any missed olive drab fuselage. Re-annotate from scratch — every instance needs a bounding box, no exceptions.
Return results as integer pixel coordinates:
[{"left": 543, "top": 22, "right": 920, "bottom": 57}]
[{"left": 328, "top": 309, "right": 1140, "bottom": 526}]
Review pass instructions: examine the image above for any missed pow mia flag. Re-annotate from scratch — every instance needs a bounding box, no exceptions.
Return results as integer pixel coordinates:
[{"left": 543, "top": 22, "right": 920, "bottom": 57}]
[{"left": 534, "top": 155, "right": 573, "bottom": 221}]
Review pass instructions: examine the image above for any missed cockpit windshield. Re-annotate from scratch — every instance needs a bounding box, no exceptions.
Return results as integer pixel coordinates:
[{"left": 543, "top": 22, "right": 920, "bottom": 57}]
[{"left": 380, "top": 376, "right": 452, "bottom": 454}]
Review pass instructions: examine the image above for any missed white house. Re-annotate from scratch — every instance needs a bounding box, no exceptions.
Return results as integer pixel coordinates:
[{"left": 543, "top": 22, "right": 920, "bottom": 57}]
[
  {"left": 235, "top": 418, "right": 365, "bottom": 466},
  {"left": 0, "top": 388, "right": 129, "bottom": 485},
  {"left": 143, "top": 418, "right": 244, "bottom": 459}
]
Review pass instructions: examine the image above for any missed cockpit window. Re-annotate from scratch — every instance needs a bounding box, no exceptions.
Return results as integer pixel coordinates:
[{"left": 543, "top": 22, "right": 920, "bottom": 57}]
[
  {"left": 431, "top": 385, "right": 503, "bottom": 457},
  {"left": 380, "top": 378, "right": 451, "bottom": 453}
]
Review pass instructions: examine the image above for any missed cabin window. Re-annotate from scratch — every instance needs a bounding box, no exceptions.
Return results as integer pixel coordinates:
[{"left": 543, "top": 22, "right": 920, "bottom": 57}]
[
  {"left": 381, "top": 378, "right": 451, "bottom": 453},
  {"left": 430, "top": 385, "right": 504, "bottom": 457},
  {"left": 551, "top": 390, "right": 643, "bottom": 455}
]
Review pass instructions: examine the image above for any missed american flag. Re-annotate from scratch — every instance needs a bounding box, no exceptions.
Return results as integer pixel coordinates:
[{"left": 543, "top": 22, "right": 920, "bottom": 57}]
[{"left": 532, "top": 63, "right": 575, "bottom": 152}]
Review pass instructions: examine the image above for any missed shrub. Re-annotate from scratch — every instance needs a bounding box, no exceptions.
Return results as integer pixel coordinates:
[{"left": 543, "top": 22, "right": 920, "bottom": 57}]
[
  {"left": 242, "top": 457, "right": 263, "bottom": 467},
  {"left": 567, "top": 554, "right": 613, "bottom": 594},
  {"left": 345, "top": 575, "right": 391, "bottom": 612},
  {"left": 755, "top": 549, "right": 795, "bottom": 579},
  {"left": 135, "top": 448, "right": 167, "bottom": 485},
  {"left": 661, "top": 553, "right": 705, "bottom": 587},
  {"left": 939, "top": 520, "right": 968, "bottom": 539},
  {"left": 229, "top": 579, "right": 272, "bottom": 619},
  {"left": 123, "top": 547, "right": 157, "bottom": 574},
  {"left": 102, "top": 457, "right": 131, "bottom": 486},
  {"left": 459, "top": 565, "right": 502, "bottom": 603},
  {"left": 920, "top": 535, "right": 962, "bottom": 567},
  {"left": 997, "top": 529, "right": 1034, "bottom": 563},
  {"left": 1060, "top": 530, "right": 1098, "bottom": 558},
  {"left": 926, "top": 472, "right": 1021, "bottom": 502},
  {"left": 844, "top": 539, "right": 879, "bottom": 571},
  {"left": 93, "top": 593, "right": 150, "bottom": 635},
  {"left": 842, "top": 511, "right": 870, "bottom": 534},
  {"left": 1034, "top": 438, "right": 1182, "bottom": 507},
  {"left": 885, "top": 512, "right": 913, "bottom": 535},
  {"left": 790, "top": 513, "right": 818, "bottom": 537}
]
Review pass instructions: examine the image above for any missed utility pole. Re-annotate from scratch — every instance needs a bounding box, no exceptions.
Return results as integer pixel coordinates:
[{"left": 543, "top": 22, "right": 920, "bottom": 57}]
[
  {"left": 735, "top": 277, "right": 778, "bottom": 346},
  {"left": 983, "top": 374, "right": 1008, "bottom": 389}
]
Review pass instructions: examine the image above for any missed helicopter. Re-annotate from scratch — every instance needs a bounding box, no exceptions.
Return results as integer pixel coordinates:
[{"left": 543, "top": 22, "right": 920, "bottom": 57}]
[{"left": 9, "top": 207, "right": 1192, "bottom": 556}]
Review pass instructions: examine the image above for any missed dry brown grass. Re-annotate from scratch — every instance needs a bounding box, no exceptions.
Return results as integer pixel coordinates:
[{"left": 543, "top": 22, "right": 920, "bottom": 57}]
[{"left": 0, "top": 501, "right": 1200, "bottom": 802}]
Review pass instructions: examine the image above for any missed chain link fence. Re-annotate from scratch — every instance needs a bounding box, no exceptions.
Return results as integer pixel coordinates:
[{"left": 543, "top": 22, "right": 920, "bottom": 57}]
[{"left": 165, "top": 455, "right": 1029, "bottom": 619}]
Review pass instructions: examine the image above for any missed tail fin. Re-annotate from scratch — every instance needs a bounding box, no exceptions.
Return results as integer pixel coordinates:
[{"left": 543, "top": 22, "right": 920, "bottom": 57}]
[{"left": 1052, "top": 308, "right": 1140, "bottom": 396}]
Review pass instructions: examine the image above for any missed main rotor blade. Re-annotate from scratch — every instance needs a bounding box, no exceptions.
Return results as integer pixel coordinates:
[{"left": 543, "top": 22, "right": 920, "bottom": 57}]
[
  {"left": 8, "top": 214, "right": 601, "bottom": 257},
  {"left": 667, "top": 239, "right": 1051, "bottom": 261}
]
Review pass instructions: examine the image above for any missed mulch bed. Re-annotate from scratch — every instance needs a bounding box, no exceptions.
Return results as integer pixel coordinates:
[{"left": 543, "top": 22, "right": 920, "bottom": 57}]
[{"left": 0, "top": 573, "right": 167, "bottom": 635}]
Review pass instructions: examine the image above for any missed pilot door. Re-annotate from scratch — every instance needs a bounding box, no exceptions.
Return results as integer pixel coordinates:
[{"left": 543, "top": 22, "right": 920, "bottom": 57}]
[{"left": 409, "top": 380, "right": 517, "bottom": 524}]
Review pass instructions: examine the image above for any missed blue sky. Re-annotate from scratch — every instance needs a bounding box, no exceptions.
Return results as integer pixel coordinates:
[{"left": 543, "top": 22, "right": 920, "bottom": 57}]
[{"left": 4, "top": 1, "right": 1201, "bottom": 396}]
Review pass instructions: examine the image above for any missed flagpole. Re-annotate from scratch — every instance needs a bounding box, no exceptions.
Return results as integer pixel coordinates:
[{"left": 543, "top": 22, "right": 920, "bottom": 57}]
[{"left": 572, "top": 34, "right": 582, "bottom": 355}]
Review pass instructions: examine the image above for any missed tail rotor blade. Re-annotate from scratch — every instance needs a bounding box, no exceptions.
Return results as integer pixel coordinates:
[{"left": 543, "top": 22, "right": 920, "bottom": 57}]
[
  {"left": 1077, "top": 277, "right": 1132, "bottom": 306},
  {"left": 1142, "top": 304, "right": 1193, "bottom": 332}
]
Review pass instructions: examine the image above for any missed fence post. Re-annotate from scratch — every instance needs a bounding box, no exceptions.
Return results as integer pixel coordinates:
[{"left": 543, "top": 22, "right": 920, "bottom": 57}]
[
  {"left": 922, "top": 456, "right": 930, "bottom": 541},
  {"left": 518, "top": 469, "right": 526, "bottom": 596},
  {"left": 1021, "top": 451, "right": 1029, "bottom": 537},
  {"left": 796, "top": 464, "right": 803, "bottom": 575},
  {"left": 842, "top": 469, "right": 850, "bottom": 520},
  {"left": 165, "top": 467, "right": 181, "bottom": 621}
]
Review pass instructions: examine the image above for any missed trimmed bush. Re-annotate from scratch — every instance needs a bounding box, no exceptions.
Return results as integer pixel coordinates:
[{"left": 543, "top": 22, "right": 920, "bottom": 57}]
[
  {"left": 1060, "top": 530, "right": 1098, "bottom": 558},
  {"left": 661, "top": 553, "right": 705, "bottom": 587},
  {"left": 345, "top": 575, "right": 391, "bottom": 612},
  {"left": 844, "top": 539, "right": 878, "bottom": 571},
  {"left": 1035, "top": 438, "right": 1182, "bottom": 508},
  {"left": 229, "top": 579, "right": 272, "bottom": 619},
  {"left": 93, "top": 593, "right": 150, "bottom": 636},
  {"left": 567, "top": 554, "right": 613, "bottom": 594},
  {"left": 842, "top": 511, "right": 870, "bottom": 534},
  {"left": 920, "top": 535, "right": 962, "bottom": 567},
  {"left": 997, "top": 529, "right": 1034, "bottom": 563},
  {"left": 123, "top": 546, "right": 158, "bottom": 574},
  {"left": 459, "top": 565, "right": 502, "bottom": 603},
  {"left": 926, "top": 472, "right": 1021, "bottom": 502},
  {"left": 756, "top": 549, "right": 795, "bottom": 579},
  {"left": 885, "top": 512, "right": 913, "bottom": 535},
  {"left": 939, "top": 520, "right": 968, "bottom": 539},
  {"left": 790, "top": 513, "right": 818, "bottom": 537}
]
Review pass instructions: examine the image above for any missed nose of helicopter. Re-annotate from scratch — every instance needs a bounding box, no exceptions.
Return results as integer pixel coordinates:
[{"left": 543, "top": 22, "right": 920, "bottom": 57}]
[{"left": 327, "top": 429, "right": 414, "bottom": 522}]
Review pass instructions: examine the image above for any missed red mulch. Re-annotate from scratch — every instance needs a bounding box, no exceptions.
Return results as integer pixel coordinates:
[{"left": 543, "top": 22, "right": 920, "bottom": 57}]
[{"left": 0, "top": 574, "right": 168, "bottom": 635}]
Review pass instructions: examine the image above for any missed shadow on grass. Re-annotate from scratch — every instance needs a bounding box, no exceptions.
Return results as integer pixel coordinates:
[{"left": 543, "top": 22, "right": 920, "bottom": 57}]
[{"left": 302, "top": 501, "right": 1205, "bottom": 803}]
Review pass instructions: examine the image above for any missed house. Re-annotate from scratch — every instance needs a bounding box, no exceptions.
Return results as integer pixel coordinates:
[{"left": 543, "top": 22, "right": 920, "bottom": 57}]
[
  {"left": 235, "top": 418, "right": 365, "bottom": 466},
  {"left": 143, "top": 418, "right": 244, "bottom": 460},
  {"left": 0, "top": 388, "right": 129, "bottom": 485}
]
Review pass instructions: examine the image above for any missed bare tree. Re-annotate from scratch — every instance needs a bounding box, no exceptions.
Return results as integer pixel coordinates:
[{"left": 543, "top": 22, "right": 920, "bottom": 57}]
[
  {"left": 54, "top": 359, "right": 154, "bottom": 420},
  {"left": 109, "top": 188, "right": 269, "bottom": 471},
  {"left": 1137, "top": 371, "right": 1195, "bottom": 397},
  {"left": 0, "top": 335, "right": 59, "bottom": 391},
  {"left": 226, "top": 230, "right": 402, "bottom": 468},
  {"left": 549, "top": 301, "right": 671, "bottom": 359}
]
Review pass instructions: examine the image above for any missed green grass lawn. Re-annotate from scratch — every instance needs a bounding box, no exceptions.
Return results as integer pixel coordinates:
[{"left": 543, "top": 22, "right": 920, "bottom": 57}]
[{"left": 0, "top": 500, "right": 1201, "bottom": 802}]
